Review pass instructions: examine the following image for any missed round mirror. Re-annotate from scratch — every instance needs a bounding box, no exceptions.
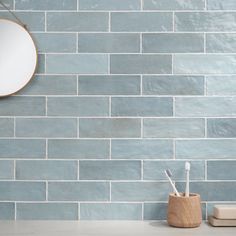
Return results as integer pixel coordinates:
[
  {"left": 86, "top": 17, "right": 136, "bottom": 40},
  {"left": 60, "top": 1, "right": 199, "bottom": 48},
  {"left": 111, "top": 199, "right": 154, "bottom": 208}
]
[{"left": 0, "top": 19, "right": 37, "bottom": 97}]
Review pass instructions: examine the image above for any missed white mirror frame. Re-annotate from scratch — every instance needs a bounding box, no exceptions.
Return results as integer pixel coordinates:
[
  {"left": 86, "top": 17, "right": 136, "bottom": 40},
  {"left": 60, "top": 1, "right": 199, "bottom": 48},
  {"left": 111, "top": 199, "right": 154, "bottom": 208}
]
[{"left": 0, "top": 19, "right": 37, "bottom": 97}]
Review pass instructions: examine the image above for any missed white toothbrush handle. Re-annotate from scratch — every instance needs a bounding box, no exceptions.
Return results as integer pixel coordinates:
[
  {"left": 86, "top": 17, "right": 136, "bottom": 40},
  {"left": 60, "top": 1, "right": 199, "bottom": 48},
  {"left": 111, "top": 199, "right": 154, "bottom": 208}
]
[
  {"left": 166, "top": 175, "right": 180, "bottom": 197},
  {"left": 185, "top": 171, "right": 189, "bottom": 197}
]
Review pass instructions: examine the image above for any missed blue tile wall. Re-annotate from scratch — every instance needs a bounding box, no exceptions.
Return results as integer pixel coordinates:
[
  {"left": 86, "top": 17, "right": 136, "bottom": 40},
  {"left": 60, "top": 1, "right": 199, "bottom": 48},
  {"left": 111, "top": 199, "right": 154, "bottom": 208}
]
[{"left": 0, "top": 0, "right": 235, "bottom": 220}]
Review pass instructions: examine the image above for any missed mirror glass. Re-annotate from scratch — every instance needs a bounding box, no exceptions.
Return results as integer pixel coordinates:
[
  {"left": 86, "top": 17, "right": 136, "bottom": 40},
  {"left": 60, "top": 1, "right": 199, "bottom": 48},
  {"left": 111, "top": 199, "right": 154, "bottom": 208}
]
[{"left": 0, "top": 19, "right": 37, "bottom": 97}]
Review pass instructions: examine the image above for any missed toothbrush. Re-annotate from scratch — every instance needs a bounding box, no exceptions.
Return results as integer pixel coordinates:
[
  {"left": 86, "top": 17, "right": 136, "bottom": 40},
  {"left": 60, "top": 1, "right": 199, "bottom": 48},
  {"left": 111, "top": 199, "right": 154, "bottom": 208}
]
[
  {"left": 185, "top": 162, "right": 191, "bottom": 197},
  {"left": 165, "top": 169, "right": 180, "bottom": 197}
]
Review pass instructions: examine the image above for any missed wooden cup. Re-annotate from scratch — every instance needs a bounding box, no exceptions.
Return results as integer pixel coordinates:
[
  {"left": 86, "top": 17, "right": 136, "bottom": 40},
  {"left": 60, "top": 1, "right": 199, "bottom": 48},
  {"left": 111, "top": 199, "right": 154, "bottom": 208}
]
[{"left": 167, "top": 193, "right": 202, "bottom": 228}]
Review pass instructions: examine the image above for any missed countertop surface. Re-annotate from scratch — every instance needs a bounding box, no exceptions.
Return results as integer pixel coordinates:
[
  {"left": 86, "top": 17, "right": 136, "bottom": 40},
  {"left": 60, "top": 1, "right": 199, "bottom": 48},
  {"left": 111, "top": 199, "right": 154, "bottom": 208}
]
[{"left": 0, "top": 221, "right": 235, "bottom": 236}]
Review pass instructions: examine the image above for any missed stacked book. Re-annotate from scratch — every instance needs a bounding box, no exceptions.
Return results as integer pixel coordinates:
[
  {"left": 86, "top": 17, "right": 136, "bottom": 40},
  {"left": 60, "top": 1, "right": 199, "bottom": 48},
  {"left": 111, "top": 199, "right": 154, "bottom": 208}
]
[{"left": 209, "top": 205, "right": 236, "bottom": 226}]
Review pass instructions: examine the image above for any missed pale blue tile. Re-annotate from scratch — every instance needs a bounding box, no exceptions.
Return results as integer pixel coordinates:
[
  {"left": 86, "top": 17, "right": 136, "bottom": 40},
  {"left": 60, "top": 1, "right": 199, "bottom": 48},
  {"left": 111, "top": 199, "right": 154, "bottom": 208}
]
[
  {"left": 176, "top": 139, "right": 236, "bottom": 159},
  {"left": 79, "top": 118, "right": 141, "bottom": 138},
  {"left": 80, "top": 161, "right": 141, "bottom": 180},
  {"left": 0, "top": 203, "right": 14, "bottom": 220},
  {"left": 0, "top": 161, "right": 14, "bottom": 179},
  {"left": 17, "top": 203, "right": 78, "bottom": 220},
  {"left": 111, "top": 139, "right": 173, "bottom": 159},
  {"left": 16, "top": 160, "right": 77, "bottom": 180},
  {"left": 80, "top": 203, "right": 142, "bottom": 220},
  {"left": 111, "top": 12, "right": 172, "bottom": 32},
  {"left": 47, "top": 97, "right": 109, "bottom": 117},
  {"left": 207, "top": 0, "right": 236, "bottom": 10},
  {"left": 36, "top": 54, "right": 45, "bottom": 74},
  {"left": 0, "top": 118, "right": 14, "bottom": 137},
  {"left": 111, "top": 97, "right": 173, "bottom": 117},
  {"left": 0, "top": 0, "right": 13, "bottom": 10},
  {"left": 48, "top": 182, "right": 109, "bottom": 201},
  {"left": 144, "top": 118, "right": 204, "bottom": 138}
]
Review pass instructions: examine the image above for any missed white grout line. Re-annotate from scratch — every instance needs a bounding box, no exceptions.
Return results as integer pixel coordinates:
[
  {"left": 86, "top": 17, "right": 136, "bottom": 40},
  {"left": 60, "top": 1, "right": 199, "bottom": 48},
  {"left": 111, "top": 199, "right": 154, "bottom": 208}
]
[{"left": 108, "top": 11, "right": 111, "bottom": 32}]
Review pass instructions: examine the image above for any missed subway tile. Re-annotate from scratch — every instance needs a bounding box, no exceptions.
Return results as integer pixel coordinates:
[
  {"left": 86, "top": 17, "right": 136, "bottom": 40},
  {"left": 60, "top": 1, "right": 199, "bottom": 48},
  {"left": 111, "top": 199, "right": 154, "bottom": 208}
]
[
  {"left": 16, "top": 160, "right": 77, "bottom": 180},
  {"left": 79, "top": 118, "right": 141, "bottom": 138},
  {"left": 80, "top": 161, "right": 141, "bottom": 180},
  {"left": 17, "top": 203, "right": 78, "bottom": 220},
  {"left": 143, "top": 76, "right": 204, "bottom": 95},
  {"left": 19, "top": 75, "right": 77, "bottom": 95},
  {"left": 80, "top": 203, "right": 142, "bottom": 220},
  {"left": 36, "top": 54, "right": 45, "bottom": 74},
  {"left": 46, "top": 54, "right": 108, "bottom": 74},
  {"left": 78, "top": 75, "right": 140, "bottom": 95},
  {"left": 33, "top": 33, "right": 77, "bottom": 53},
  {"left": 48, "top": 139, "right": 109, "bottom": 159},
  {"left": 176, "top": 182, "right": 236, "bottom": 201},
  {"left": 143, "top": 33, "right": 204, "bottom": 53},
  {"left": 111, "top": 12, "right": 172, "bottom": 32},
  {"left": 143, "top": 161, "right": 205, "bottom": 180},
  {"left": 207, "top": 0, "right": 236, "bottom": 10},
  {"left": 0, "top": 161, "right": 14, "bottom": 180},
  {"left": 207, "top": 118, "right": 236, "bottom": 138},
  {"left": 112, "top": 97, "right": 173, "bottom": 117},
  {"left": 111, "top": 139, "right": 173, "bottom": 159},
  {"left": 176, "top": 139, "right": 236, "bottom": 159},
  {"left": 0, "top": 182, "right": 45, "bottom": 201},
  {"left": 207, "top": 76, "right": 236, "bottom": 95},
  {"left": 0, "top": 118, "right": 14, "bottom": 137},
  {"left": 206, "top": 34, "right": 236, "bottom": 53},
  {"left": 0, "top": 203, "right": 15, "bottom": 220},
  {"left": 111, "top": 54, "right": 172, "bottom": 74},
  {"left": 47, "top": 12, "right": 108, "bottom": 32},
  {"left": 111, "top": 182, "right": 171, "bottom": 201},
  {"left": 79, "top": 0, "right": 141, "bottom": 10},
  {"left": 0, "top": 139, "right": 45, "bottom": 159},
  {"left": 15, "top": 118, "right": 77, "bottom": 138},
  {"left": 143, "top": 0, "right": 205, "bottom": 10},
  {"left": 15, "top": 0, "right": 77, "bottom": 10},
  {"left": 48, "top": 182, "right": 109, "bottom": 201},
  {"left": 0, "top": 97, "right": 45, "bottom": 116},
  {"left": 144, "top": 118, "right": 205, "bottom": 138},
  {"left": 78, "top": 33, "right": 140, "bottom": 53},
  {"left": 174, "top": 54, "right": 236, "bottom": 74},
  {"left": 47, "top": 97, "right": 109, "bottom": 117},
  {"left": 208, "top": 161, "right": 236, "bottom": 180},
  {"left": 0, "top": 12, "right": 45, "bottom": 31},
  {"left": 0, "top": 0, "right": 13, "bottom": 10},
  {"left": 175, "top": 97, "right": 236, "bottom": 117},
  {"left": 175, "top": 12, "right": 236, "bottom": 32}
]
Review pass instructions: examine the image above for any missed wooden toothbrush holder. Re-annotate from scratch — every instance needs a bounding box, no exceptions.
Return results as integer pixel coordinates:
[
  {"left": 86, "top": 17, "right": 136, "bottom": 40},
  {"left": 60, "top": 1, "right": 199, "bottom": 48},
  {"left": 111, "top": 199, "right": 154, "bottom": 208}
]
[{"left": 167, "top": 193, "right": 202, "bottom": 228}]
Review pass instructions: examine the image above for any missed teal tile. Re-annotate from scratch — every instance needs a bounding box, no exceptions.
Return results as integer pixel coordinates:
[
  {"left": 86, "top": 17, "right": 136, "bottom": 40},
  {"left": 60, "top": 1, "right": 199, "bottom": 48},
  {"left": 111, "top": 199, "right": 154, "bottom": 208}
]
[
  {"left": 16, "top": 118, "right": 77, "bottom": 138},
  {"left": 0, "top": 118, "right": 14, "bottom": 137},
  {"left": 175, "top": 12, "right": 236, "bottom": 32},
  {"left": 143, "top": 160, "right": 205, "bottom": 180},
  {"left": 0, "top": 161, "right": 14, "bottom": 179},
  {"left": 0, "top": 139, "right": 45, "bottom": 159},
  {"left": 111, "top": 182, "right": 171, "bottom": 201},
  {"left": 143, "top": 203, "right": 167, "bottom": 220},
  {"left": 16, "top": 160, "right": 77, "bottom": 180},
  {"left": 47, "top": 12, "right": 108, "bottom": 32},
  {"left": 111, "top": 139, "right": 173, "bottom": 159},
  {"left": 111, "top": 97, "right": 173, "bottom": 117},
  {"left": 0, "top": 203, "right": 14, "bottom": 220},
  {"left": 144, "top": 118, "right": 205, "bottom": 138},
  {"left": 143, "top": 0, "right": 205, "bottom": 10},
  {"left": 111, "top": 12, "right": 172, "bottom": 32},
  {"left": 0, "top": 182, "right": 45, "bottom": 201},
  {"left": 48, "top": 182, "right": 109, "bottom": 201},
  {"left": 15, "top": 0, "right": 77, "bottom": 10},
  {"left": 143, "top": 33, "right": 204, "bottom": 53},
  {"left": 175, "top": 97, "right": 236, "bottom": 117},
  {"left": 17, "top": 203, "right": 78, "bottom": 220},
  {"left": 79, "top": 0, "right": 141, "bottom": 10},
  {"left": 36, "top": 54, "right": 45, "bottom": 74},
  {"left": 78, "top": 75, "right": 140, "bottom": 95},
  {"left": 48, "top": 139, "right": 109, "bottom": 159},
  {"left": 111, "top": 54, "right": 172, "bottom": 74},
  {"left": 143, "top": 76, "right": 204, "bottom": 95},
  {"left": 0, "top": 0, "right": 13, "bottom": 10},
  {"left": 33, "top": 33, "right": 77, "bottom": 53},
  {"left": 46, "top": 54, "right": 108, "bottom": 74},
  {"left": 47, "top": 97, "right": 109, "bottom": 117},
  {"left": 207, "top": 0, "right": 236, "bottom": 10},
  {"left": 18, "top": 75, "right": 77, "bottom": 95},
  {"left": 80, "top": 203, "right": 142, "bottom": 220},
  {"left": 79, "top": 118, "right": 141, "bottom": 138},
  {"left": 80, "top": 160, "right": 141, "bottom": 180},
  {"left": 0, "top": 97, "right": 45, "bottom": 116},
  {"left": 176, "top": 139, "right": 236, "bottom": 159},
  {"left": 78, "top": 33, "right": 140, "bottom": 53}
]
